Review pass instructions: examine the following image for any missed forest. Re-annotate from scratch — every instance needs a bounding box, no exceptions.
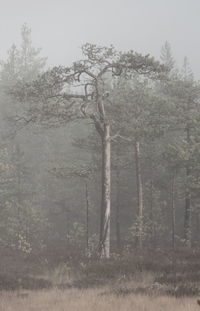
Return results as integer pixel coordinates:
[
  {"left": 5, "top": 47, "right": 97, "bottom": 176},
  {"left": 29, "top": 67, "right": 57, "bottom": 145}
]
[{"left": 1, "top": 24, "right": 200, "bottom": 310}]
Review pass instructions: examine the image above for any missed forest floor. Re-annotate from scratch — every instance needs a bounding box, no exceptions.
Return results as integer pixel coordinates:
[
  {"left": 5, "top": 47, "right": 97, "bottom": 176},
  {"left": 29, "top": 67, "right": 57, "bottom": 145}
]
[
  {"left": 1, "top": 249, "right": 200, "bottom": 310},
  {"left": 0, "top": 287, "right": 199, "bottom": 311}
]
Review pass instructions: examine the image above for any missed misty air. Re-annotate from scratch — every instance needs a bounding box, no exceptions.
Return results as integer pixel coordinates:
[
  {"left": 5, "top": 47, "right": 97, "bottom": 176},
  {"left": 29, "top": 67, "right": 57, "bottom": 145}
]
[{"left": 0, "top": 1, "right": 200, "bottom": 310}]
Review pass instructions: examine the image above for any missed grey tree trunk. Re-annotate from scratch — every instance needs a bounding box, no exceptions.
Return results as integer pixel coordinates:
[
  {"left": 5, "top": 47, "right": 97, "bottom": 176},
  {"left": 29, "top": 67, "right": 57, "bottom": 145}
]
[
  {"left": 149, "top": 178, "right": 156, "bottom": 248},
  {"left": 171, "top": 173, "right": 176, "bottom": 250},
  {"left": 134, "top": 140, "right": 144, "bottom": 249},
  {"left": 85, "top": 180, "right": 89, "bottom": 256},
  {"left": 115, "top": 168, "right": 121, "bottom": 252},
  {"left": 13, "top": 143, "right": 23, "bottom": 244},
  {"left": 99, "top": 123, "right": 111, "bottom": 259},
  {"left": 184, "top": 127, "right": 192, "bottom": 248},
  {"left": 184, "top": 169, "right": 192, "bottom": 248}
]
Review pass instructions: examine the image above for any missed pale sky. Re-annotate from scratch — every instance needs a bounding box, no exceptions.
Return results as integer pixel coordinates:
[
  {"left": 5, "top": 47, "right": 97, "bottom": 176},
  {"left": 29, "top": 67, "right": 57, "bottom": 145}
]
[{"left": 0, "top": 0, "right": 200, "bottom": 77}]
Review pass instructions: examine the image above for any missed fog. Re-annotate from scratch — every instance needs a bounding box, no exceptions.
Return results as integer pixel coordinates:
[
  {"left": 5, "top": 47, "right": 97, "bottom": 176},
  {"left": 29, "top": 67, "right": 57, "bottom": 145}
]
[
  {"left": 0, "top": 0, "right": 200, "bottom": 76},
  {"left": 1, "top": 1, "right": 200, "bottom": 308}
]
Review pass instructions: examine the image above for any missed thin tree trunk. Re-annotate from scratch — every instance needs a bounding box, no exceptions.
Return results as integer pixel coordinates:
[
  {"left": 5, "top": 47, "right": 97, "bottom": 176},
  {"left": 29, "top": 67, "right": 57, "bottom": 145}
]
[
  {"left": 115, "top": 168, "right": 121, "bottom": 252},
  {"left": 196, "top": 211, "right": 200, "bottom": 246},
  {"left": 85, "top": 180, "right": 89, "bottom": 256},
  {"left": 149, "top": 178, "right": 156, "bottom": 248},
  {"left": 99, "top": 123, "right": 111, "bottom": 259},
  {"left": 149, "top": 154, "right": 156, "bottom": 248},
  {"left": 184, "top": 127, "right": 192, "bottom": 248},
  {"left": 184, "top": 168, "right": 191, "bottom": 248},
  {"left": 134, "top": 140, "right": 144, "bottom": 249},
  {"left": 13, "top": 143, "right": 23, "bottom": 245},
  {"left": 171, "top": 172, "right": 176, "bottom": 250}
]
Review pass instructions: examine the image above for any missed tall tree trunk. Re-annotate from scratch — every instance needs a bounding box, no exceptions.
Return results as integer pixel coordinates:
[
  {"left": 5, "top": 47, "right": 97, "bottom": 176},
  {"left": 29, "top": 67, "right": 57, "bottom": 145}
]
[
  {"left": 171, "top": 172, "right": 176, "bottom": 250},
  {"left": 184, "top": 127, "right": 192, "bottom": 248},
  {"left": 85, "top": 180, "right": 89, "bottom": 256},
  {"left": 13, "top": 143, "right": 23, "bottom": 245},
  {"left": 184, "top": 168, "right": 191, "bottom": 248},
  {"left": 134, "top": 140, "right": 144, "bottom": 249},
  {"left": 115, "top": 168, "right": 121, "bottom": 252},
  {"left": 99, "top": 123, "right": 111, "bottom": 259},
  {"left": 149, "top": 178, "right": 156, "bottom": 248},
  {"left": 196, "top": 211, "right": 200, "bottom": 246}
]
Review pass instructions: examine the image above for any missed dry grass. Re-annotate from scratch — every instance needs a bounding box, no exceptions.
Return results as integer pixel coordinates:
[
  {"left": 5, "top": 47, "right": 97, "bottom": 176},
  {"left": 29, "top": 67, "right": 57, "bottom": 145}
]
[
  {"left": 1, "top": 250, "right": 200, "bottom": 310},
  {"left": 0, "top": 288, "right": 199, "bottom": 311}
]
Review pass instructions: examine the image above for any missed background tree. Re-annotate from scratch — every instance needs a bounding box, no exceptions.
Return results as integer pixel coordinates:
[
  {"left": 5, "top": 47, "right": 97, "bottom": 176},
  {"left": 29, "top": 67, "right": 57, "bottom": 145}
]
[{"left": 0, "top": 24, "right": 48, "bottom": 254}]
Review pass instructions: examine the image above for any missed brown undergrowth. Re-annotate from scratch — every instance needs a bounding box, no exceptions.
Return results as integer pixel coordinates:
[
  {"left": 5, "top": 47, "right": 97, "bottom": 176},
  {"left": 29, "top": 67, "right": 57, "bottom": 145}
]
[
  {"left": 1, "top": 249, "right": 200, "bottom": 298},
  {"left": 0, "top": 288, "right": 199, "bottom": 311}
]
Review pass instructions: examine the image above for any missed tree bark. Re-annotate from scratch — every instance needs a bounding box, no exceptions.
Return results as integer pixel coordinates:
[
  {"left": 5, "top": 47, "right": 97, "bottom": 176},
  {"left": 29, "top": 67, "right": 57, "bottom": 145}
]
[
  {"left": 171, "top": 172, "right": 176, "bottom": 250},
  {"left": 149, "top": 178, "right": 156, "bottom": 248},
  {"left": 134, "top": 140, "right": 144, "bottom": 249},
  {"left": 184, "top": 127, "right": 192, "bottom": 248},
  {"left": 196, "top": 211, "right": 200, "bottom": 246},
  {"left": 85, "top": 180, "right": 89, "bottom": 256},
  {"left": 115, "top": 168, "right": 121, "bottom": 252},
  {"left": 13, "top": 143, "right": 23, "bottom": 245},
  {"left": 99, "top": 123, "right": 111, "bottom": 259},
  {"left": 184, "top": 169, "right": 191, "bottom": 248}
]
